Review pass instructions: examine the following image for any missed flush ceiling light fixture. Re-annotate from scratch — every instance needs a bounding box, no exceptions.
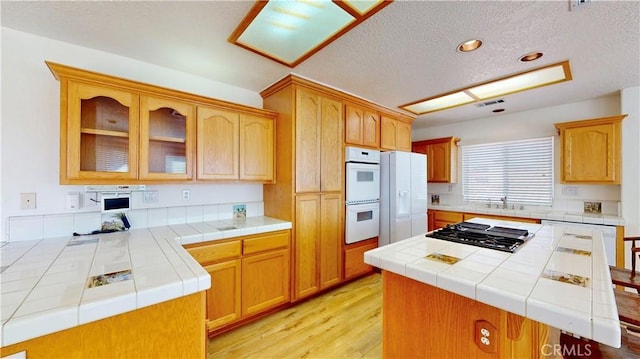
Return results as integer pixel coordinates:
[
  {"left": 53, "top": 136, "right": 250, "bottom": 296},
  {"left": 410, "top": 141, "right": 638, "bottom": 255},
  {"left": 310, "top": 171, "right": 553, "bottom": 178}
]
[
  {"left": 457, "top": 39, "right": 482, "bottom": 52},
  {"left": 399, "top": 60, "right": 572, "bottom": 115},
  {"left": 519, "top": 52, "right": 544, "bottom": 62},
  {"left": 228, "top": 0, "right": 391, "bottom": 67}
]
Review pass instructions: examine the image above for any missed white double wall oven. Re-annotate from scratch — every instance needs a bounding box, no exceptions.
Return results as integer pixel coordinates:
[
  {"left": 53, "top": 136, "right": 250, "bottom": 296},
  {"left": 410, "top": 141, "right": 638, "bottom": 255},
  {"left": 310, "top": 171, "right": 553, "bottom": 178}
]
[{"left": 345, "top": 146, "right": 381, "bottom": 244}]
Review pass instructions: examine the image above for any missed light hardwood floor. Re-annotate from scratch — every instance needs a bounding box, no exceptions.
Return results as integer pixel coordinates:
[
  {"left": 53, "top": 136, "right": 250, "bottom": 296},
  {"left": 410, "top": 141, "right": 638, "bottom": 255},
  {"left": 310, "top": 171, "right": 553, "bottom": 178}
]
[
  {"left": 208, "top": 273, "right": 382, "bottom": 359},
  {"left": 208, "top": 272, "right": 637, "bottom": 359}
]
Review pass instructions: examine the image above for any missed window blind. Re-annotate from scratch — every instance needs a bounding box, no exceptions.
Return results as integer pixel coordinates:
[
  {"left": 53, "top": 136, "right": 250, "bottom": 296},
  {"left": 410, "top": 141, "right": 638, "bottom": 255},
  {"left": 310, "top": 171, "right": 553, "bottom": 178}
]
[{"left": 461, "top": 136, "right": 554, "bottom": 206}]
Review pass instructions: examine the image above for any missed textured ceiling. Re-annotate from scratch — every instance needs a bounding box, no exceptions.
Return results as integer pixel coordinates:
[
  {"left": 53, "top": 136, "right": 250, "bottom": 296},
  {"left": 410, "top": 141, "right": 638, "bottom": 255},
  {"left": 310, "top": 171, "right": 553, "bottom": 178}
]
[{"left": 2, "top": 0, "right": 639, "bottom": 129}]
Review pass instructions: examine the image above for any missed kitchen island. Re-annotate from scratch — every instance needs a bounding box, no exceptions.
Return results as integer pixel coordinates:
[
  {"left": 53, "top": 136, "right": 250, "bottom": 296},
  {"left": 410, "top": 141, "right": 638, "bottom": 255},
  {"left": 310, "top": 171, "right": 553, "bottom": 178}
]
[
  {"left": 364, "top": 218, "right": 620, "bottom": 358},
  {"left": 0, "top": 216, "right": 291, "bottom": 358}
]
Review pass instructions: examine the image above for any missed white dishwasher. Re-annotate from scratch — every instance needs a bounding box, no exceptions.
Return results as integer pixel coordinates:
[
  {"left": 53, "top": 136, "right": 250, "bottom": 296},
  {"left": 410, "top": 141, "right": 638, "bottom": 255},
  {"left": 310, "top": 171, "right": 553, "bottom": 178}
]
[{"left": 541, "top": 220, "right": 617, "bottom": 266}]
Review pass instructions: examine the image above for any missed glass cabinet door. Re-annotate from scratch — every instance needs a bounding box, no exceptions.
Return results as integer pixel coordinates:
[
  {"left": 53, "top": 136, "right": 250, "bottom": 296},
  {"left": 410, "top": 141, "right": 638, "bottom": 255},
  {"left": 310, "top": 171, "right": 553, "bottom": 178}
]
[
  {"left": 139, "top": 96, "right": 195, "bottom": 180},
  {"left": 66, "top": 82, "right": 139, "bottom": 180}
]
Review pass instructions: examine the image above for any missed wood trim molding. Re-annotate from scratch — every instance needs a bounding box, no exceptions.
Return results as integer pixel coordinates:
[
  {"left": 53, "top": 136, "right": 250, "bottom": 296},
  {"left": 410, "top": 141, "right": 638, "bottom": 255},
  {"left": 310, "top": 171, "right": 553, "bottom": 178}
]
[
  {"left": 554, "top": 114, "right": 627, "bottom": 130},
  {"left": 260, "top": 74, "right": 415, "bottom": 123},
  {"left": 46, "top": 61, "right": 278, "bottom": 118}
]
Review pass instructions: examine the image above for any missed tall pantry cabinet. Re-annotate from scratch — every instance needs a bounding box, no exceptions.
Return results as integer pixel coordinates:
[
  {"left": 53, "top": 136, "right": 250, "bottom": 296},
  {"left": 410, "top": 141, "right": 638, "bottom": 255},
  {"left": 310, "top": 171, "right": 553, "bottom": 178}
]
[{"left": 261, "top": 76, "right": 344, "bottom": 301}]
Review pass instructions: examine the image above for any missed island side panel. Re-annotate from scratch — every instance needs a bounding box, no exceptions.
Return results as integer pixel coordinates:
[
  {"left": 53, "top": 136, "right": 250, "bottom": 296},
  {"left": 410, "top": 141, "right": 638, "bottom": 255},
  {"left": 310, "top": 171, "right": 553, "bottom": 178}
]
[
  {"left": 0, "top": 292, "right": 206, "bottom": 358},
  {"left": 382, "top": 271, "right": 549, "bottom": 359}
]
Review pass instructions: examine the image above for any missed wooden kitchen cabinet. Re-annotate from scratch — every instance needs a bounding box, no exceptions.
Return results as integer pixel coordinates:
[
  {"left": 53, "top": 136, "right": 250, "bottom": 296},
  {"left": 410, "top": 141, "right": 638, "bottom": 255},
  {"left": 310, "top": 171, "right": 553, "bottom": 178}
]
[
  {"left": 239, "top": 115, "right": 274, "bottom": 181},
  {"left": 203, "top": 259, "right": 242, "bottom": 330},
  {"left": 319, "top": 193, "right": 343, "bottom": 289},
  {"left": 345, "top": 103, "right": 380, "bottom": 148},
  {"left": 197, "top": 106, "right": 274, "bottom": 182},
  {"left": 186, "top": 240, "right": 242, "bottom": 331},
  {"left": 139, "top": 95, "right": 195, "bottom": 180},
  {"left": 412, "top": 136, "right": 460, "bottom": 183},
  {"left": 295, "top": 88, "right": 343, "bottom": 193},
  {"left": 432, "top": 210, "right": 463, "bottom": 230},
  {"left": 344, "top": 238, "right": 377, "bottom": 280},
  {"left": 380, "top": 115, "right": 412, "bottom": 151},
  {"left": 262, "top": 75, "right": 413, "bottom": 301},
  {"left": 241, "top": 231, "right": 290, "bottom": 316},
  {"left": 294, "top": 193, "right": 342, "bottom": 299},
  {"left": 63, "top": 81, "right": 140, "bottom": 182},
  {"left": 186, "top": 230, "right": 290, "bottom": 333},
  {"left": 427, "top": 210, "right": 436, "bottom": 232},
  {"left": 196, "top": 107, "right": 239, "bottom": 180},
  {"left": 48, "top": 61, "right": 277, "bottom": 184},
  {"left": 555, "top": 115, "right": 626, "bottom": 184},
  {"left": 462, "top": 213, "right": 540, "bottom": 224},
  {"left": 262, "top": 77, "right": 345, "bottom": 302}
]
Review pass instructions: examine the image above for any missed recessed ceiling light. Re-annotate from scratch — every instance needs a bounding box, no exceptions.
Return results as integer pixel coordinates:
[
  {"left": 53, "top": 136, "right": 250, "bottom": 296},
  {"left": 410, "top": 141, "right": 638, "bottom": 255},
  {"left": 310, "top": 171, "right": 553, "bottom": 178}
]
[
  {"left": 400, "top": 60, "right": 572, "bottom": 115},
  {"left": 519, "top": 52, "right": 544, "bottom": 62},
  {"left": 228, "top": 0, "right": 391, "bottom": 67},
  {"left": 457, "top": 39, "right": 482, "bottom": 52}
]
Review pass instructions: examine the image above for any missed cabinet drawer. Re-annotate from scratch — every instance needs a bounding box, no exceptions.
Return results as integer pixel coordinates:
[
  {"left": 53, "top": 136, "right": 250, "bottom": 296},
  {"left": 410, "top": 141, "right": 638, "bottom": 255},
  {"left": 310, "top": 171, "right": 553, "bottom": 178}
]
[
  {"left": 345, "top": 240, "right": 377, "bottom": 280},
  {"left": 243, "top": 231, "right": 290, "bottom": 255},
  {"left": 433, "top": 210, "right": 463, "bottom": 223},
  {"left": 187, "top": 240, "right": 241, "bottom": 265}
]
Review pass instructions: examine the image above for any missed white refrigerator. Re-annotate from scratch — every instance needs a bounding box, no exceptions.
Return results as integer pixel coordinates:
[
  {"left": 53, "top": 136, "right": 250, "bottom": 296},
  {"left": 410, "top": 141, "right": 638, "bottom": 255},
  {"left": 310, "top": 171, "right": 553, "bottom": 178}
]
[{"left": 379, "top": 151, "right": 428, "bottom": 247}]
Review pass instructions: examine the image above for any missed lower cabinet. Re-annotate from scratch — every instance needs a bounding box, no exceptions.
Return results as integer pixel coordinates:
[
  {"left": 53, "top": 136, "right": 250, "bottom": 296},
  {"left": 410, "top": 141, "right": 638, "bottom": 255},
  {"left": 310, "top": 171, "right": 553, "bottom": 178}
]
[
  {"left": 294, "top": 193, "right": 343, "bottom": 301},
  {"left": 427, "top": 210, "right": 542, "bottom": 232},
  {"left": 462, "top": 213, "right": 540, "bottom": 224},
  {"left": 344, "top": 237, "right": 377, "bottom": 280},
  {"left": 433, "top": 210, "right": 464, "bottom": 230},
  {"left": 241, "top": 248, "right": 290, "bottom": 316},
  {"left": 427, "top": 210, "right": 436, "bottom": 232},
  {"left": 186, "top": 230, "right": 290, "bottom": 333},
  {"left": 204, "top": 259, "right": 241, "bottom": 330}
]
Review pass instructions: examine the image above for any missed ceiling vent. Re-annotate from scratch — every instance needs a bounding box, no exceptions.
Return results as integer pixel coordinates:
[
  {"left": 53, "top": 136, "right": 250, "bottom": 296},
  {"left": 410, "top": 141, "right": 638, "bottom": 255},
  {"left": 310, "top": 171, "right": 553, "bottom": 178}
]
[
  {"left": 476, "top": 99, "right": 505, "bottom": 108},
  {"left": 570, "top": 0, "right": 591, "bottom": 12}
]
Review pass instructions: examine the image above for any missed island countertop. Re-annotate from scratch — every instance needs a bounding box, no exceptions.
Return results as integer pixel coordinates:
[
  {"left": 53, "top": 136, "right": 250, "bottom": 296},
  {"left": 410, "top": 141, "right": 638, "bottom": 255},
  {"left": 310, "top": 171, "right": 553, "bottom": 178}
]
[
  {"left": 0, "top": 216, "right": 291, "bottom": 347},
  {"left": 364, "top": 218, "right": 621, "bottom": 348}
]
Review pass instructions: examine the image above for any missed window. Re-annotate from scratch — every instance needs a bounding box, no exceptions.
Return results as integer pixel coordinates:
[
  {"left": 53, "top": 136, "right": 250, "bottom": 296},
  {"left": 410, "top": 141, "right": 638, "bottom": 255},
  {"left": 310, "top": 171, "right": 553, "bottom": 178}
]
[{"left": 461, "top": 136, "right": 554, "bottom": 206}]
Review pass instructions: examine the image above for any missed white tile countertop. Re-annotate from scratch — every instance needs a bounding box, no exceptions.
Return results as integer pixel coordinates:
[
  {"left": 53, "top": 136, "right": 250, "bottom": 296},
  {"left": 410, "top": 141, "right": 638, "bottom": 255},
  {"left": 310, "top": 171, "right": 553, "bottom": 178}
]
[
  {"left": 364, "top": 218, "right": 621, "bottom": 348},
  {"left": 428, "top": 204, "right": 626, "bottom": 226},
  {"left": 0, "top": 216, "right": 291, "bottom": 347}
]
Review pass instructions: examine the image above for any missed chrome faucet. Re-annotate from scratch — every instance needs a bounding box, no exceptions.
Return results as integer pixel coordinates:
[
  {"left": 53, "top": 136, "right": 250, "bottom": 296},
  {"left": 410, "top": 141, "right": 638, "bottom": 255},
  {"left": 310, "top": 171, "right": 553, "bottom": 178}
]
[{"left": 500, "top": 196, "right": 508, "bottom": 209}]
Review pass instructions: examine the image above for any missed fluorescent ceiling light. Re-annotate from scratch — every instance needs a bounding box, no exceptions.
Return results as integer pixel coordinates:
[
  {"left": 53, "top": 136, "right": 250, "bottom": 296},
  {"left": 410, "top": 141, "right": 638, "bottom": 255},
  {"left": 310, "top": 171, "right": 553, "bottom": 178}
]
[
  {"left": 400, "top": 61, "right": 572, "bottom": 115},
  {"left": 229, "top": 0, "right": 390, "bottom": 67},
  {"left": 402, "top": 91, "right": 475, "bottom": 114}
]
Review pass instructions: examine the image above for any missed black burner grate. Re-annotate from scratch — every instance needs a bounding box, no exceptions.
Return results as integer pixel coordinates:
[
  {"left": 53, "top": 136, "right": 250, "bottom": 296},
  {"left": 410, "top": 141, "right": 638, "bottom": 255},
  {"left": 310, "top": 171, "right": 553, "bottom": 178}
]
[{"left": 427, "top": 223, "right": 529, "bottom": 253}]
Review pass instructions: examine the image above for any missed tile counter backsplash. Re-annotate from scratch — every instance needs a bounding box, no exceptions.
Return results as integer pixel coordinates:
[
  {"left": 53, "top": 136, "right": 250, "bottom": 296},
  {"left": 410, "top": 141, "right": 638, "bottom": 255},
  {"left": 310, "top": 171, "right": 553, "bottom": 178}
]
[{"left": 5, "top": 202, "right": 264, "bottom": 242}]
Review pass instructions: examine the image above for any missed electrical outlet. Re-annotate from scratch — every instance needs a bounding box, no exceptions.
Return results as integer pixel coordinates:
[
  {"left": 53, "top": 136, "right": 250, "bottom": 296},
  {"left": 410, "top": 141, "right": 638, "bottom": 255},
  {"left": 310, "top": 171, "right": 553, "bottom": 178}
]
[
  {"left": 182, "top": 189, "right": 190, "bottom": 201},
  {"left": 20, "top": 193, "right": 37, "bottom": 209},
  {"left": 474, "top": 320, "right": 497, "bottom": 353}
]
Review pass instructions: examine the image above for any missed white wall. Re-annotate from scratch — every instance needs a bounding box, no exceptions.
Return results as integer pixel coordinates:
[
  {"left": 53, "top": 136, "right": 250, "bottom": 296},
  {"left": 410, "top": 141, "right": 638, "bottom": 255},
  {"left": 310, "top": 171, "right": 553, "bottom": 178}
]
[
  {"left": 0, "top": 28, "right": 266, "bottom": 241},
  {"left": 412, "top": 95, "right": 629, "bottom": 211},
  {"left": 621, "top": 86, "right": 640, "bottom": 242}
]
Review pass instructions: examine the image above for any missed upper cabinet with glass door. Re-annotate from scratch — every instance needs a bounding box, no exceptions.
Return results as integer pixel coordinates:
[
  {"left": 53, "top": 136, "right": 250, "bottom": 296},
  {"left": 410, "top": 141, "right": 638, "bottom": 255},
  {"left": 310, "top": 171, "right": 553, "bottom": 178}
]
[
  {"left": 64, "top": 81, "right": 140, "bottom": 183},
  {"left": 48, "top": 61, "right": 275, "bottom": 184},
  {"left": 140, "top": 96, "right": 194, "bottom": 180}
]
